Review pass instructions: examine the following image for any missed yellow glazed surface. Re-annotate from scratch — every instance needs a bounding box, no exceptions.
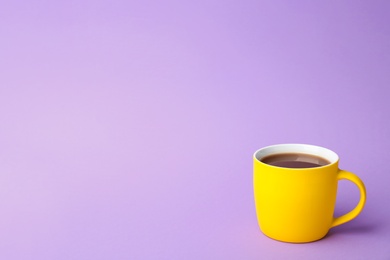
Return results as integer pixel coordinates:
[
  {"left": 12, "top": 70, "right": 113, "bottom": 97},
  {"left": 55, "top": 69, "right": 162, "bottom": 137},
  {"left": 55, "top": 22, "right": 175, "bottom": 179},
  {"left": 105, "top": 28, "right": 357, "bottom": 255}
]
[{"left": 253, "top": 144, "right": 366, "bottom": 243}]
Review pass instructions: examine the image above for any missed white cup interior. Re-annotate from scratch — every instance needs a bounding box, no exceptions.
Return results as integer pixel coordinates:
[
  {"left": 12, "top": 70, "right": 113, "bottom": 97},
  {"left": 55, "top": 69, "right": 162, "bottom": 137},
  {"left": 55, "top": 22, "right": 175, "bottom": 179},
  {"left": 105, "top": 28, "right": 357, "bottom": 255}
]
[{"left": 254, "top": 144, "right": 339, "bottom": 164}]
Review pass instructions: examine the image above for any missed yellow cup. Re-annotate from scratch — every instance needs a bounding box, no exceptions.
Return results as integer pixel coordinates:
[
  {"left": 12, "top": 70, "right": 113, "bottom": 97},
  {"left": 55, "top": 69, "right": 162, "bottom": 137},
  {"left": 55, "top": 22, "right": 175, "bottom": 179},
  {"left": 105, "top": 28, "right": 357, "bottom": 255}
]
[{"left": 253, "top": 144, "right": 366, "bottom": 243}]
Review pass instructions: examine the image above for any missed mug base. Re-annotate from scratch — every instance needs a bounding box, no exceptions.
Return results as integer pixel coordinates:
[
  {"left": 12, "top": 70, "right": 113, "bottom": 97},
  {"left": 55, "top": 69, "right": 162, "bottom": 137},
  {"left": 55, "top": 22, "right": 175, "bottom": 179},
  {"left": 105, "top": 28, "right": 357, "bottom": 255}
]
[{"left": 260, "top": 230, "right": 328, "bottom": 244}]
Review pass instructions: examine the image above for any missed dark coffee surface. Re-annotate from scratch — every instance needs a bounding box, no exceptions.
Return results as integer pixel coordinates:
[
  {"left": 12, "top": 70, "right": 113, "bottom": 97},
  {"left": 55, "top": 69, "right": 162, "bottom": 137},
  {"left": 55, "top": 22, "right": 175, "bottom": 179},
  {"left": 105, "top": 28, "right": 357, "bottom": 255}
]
[{"left": 261, "top": 153, "right": 330, "bottom": 168}]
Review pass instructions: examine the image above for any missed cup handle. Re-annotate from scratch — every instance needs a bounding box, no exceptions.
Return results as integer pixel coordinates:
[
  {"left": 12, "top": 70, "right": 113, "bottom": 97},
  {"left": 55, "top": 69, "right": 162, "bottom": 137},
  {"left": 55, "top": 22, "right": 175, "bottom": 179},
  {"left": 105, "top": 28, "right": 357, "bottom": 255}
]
[{"left": 331, "top": 170, "right": 367, "bottom": 228}]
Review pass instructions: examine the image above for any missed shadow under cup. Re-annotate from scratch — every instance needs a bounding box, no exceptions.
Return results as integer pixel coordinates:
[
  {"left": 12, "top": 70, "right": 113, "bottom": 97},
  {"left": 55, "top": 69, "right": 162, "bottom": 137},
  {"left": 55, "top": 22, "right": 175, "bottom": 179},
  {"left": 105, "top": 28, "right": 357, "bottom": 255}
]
[{"left": 253, "top": 144, "right": 366, "bottom": 243}]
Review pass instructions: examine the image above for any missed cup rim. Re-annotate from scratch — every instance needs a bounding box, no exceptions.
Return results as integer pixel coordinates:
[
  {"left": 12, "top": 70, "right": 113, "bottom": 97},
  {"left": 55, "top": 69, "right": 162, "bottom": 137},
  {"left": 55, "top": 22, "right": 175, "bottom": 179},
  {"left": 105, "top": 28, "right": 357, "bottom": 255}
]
[{"left": 253, "top": 144, "right": 339, "bottom": 170}]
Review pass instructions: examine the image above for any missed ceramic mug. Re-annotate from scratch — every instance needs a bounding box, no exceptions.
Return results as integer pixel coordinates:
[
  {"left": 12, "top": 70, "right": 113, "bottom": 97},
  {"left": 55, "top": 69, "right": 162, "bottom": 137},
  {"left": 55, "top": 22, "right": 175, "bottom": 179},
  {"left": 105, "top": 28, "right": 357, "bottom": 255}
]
[{"left": 253, "top": 144, "right": 366, "bottom": 243}]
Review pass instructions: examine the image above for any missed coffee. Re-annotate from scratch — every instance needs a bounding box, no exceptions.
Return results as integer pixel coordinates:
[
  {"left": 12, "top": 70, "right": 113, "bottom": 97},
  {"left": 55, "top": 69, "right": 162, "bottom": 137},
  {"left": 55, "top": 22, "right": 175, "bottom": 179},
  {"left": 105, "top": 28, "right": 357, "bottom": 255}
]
[{"left": 261, "top": 153, "right": 330, "bottom": 168}]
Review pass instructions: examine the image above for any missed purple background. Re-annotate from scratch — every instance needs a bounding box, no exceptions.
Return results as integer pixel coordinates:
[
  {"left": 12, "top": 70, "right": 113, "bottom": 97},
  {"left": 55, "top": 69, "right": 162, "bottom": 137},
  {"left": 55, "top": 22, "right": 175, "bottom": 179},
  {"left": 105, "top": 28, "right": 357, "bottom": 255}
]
[{"left": 1, "top": 0, "right": 390, "bottom": 259}]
